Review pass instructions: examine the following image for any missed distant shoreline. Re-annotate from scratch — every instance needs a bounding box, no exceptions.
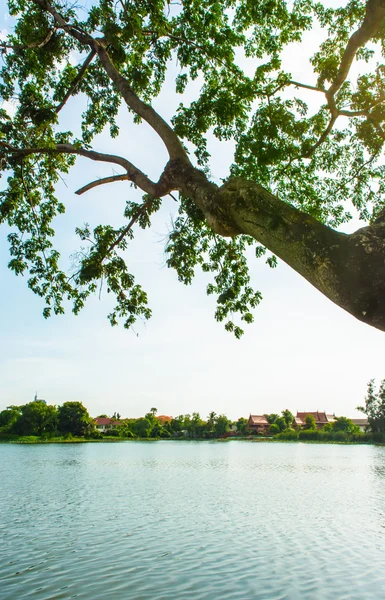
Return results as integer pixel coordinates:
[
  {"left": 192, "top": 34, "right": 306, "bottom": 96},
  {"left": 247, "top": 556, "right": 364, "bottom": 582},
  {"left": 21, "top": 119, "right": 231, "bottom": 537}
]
[{"left": 0, "top": 435, "right": 381, "bottom": 446}]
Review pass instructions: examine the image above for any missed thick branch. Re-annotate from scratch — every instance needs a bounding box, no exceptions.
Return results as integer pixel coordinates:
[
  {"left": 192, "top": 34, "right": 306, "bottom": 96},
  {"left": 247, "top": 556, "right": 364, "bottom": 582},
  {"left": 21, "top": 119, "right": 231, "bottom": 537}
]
[
  {"left": 95, "top": 46, "right": 187, "bottom": 161},
  {"left": 165, "top": 160, "right": 385, "bottom": 331},
  {"left": 328, "top": 0, "right": 385, "bottom": 99}
]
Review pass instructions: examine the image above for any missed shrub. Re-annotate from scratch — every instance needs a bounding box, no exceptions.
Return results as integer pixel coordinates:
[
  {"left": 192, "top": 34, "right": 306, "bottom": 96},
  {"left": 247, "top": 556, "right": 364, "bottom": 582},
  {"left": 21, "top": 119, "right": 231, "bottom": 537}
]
[
  {"left": 269, "top": 423, "right": 280, "bottom": 435},
  {"left": 104, "top": 429, "right": 120, "bottom": 437},
  {"left": 299, "top": 429, "right": 320, "bottom": 441},
  {"left": 277, "top": 428, "right": 299, "bottom": 441}
]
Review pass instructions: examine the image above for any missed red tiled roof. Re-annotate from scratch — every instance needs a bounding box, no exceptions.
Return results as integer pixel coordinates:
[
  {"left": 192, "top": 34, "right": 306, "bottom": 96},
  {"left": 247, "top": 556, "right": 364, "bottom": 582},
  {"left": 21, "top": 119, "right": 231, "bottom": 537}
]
[
  {"left": 296, "top": 412, "right": 328, "bottom": 423},
  {"left": 94, "top": 417, "right": 120, "bottom": 426}
]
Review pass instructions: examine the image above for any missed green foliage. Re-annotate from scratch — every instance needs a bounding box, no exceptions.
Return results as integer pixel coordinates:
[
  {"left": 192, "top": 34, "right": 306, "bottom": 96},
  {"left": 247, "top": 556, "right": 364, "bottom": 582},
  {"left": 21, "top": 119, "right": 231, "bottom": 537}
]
[
  {"left": 12, "top": 400, "right": 57, "bottom": 436},
  {"left": 131, "top": 417, "right": 152, "bottom": 438},
  {"left": 1, "top": 0, "right": 384, "bottom": 334},
  {"left": 281, "top": 409, "right": 294, "bottom": 429},
  {"left": 298, "top": 428, "right": 320, "bottom": 440},
  {"left": 236, "top": 416, "right": 249, "bottom": 435},
  {"left": 332, "top": 416, "right": 360, "bottom": 434},
  {"left": 0, "top": 406, "right": 21, "bottom": 430},
  {"left": 57, "top": 401, "right": 93, "bottom": 436},
  {"left": 276, "top": 427, "right": 299, "bottom": 440},
  {"left": 304, "top": 414, "right": 317, "bottom": 430},
  {"left": 269, "top": 423, "right": 281, "bottom": 435},
  {"left": 357, "top": 379, "right": 385, "bottom": 433}
]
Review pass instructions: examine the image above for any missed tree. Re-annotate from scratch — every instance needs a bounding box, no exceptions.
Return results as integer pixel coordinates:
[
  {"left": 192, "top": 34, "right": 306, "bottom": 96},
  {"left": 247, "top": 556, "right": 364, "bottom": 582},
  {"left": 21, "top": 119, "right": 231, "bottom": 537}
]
[
  {"left": 205, "top": 411, "right": 217, "bottom": 438},
  {"left": 57, "top": 401, "right": 92, "bottom": 436},
  {"left": 269, "top": 423, "right": 281, "bottom": 435},
  {"left": 0, "top": 406, "right": 22, "bottom": 430},
  {"left": 266, "top": 414, "right": 280, "bottom": 425},
  {"left": 1, "top": 0, "right": 385, "bottom": 335},
  {"left": 282, "top": 410, "right": 294, "bottom": 429},
  {"left": 214, "top": 414, "right": 231, "bottom": 437},
  {"left": 185, "top": 412, "right": 205, "bottom": 438},
  {"left": 357, "top": 379, "right": 385, "bottom": 432},
  {"left": 332, "top": 416, "right": 360, "bottom": 434},
  {"left": 304, "top": 414, "right": 317, "bottom": 430},
  {"left": 236, "top": 417, "right": 249, "bottom": 435},
  {"left": 131, "top": 417, "right": 152, "bottom": 438},
  {"left": 12, "top": 400, "right": 58, "bottom": 436}
]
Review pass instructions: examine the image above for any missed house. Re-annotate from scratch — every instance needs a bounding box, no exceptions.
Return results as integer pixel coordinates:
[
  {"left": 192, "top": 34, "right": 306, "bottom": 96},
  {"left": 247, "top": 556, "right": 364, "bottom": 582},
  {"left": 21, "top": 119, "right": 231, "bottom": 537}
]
[
  {"left": 350, "top": 418, "right": 369, "bottom": 432},
  {"left": 248, "top": 414, "right": 270, "bottom": 434},
  {"left": 295, "top": 411, "right": 329, "bottom": 429},
  {"left": 94, "top": 417, "right": 121, "bottom": 432}
]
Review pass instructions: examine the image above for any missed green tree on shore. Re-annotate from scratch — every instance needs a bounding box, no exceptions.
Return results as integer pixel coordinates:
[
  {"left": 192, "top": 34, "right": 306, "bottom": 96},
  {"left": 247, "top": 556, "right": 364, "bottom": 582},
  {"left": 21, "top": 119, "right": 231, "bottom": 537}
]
[
  {"left": 12, "top": 401, "right": 58, "bottom": 436},
  {"left": 58, "top": 401, "right": 93, "bottom": 436},
  {"left": 358, "top": 380, "right": 385, "bottom": 433}
]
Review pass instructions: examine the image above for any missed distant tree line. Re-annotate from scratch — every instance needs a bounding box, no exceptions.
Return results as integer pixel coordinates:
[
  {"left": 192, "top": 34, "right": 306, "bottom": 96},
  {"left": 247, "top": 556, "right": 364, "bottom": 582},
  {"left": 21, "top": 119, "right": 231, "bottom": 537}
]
[
  {"left": 100, "top": 408, "right": 237, "bottom": 440},
  {"left": 0, "top": 401, "right": 93, "bottom": 438},
  {"left": 1, "top": 379, "right": 384, "bottom": 442}
]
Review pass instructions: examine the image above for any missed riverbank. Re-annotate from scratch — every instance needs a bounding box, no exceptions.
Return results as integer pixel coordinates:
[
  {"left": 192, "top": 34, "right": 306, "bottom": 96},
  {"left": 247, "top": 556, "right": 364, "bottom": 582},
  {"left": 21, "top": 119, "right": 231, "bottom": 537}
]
[{"left": 0, "top": 434, "right": 380, "bottom": 445}]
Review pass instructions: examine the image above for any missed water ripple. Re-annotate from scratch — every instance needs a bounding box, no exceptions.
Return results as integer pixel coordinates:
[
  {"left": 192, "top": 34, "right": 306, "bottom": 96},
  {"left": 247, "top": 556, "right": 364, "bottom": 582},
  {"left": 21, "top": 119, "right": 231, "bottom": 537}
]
[{"left": 0, "top": 442, "right": 385, "bottom": 599}]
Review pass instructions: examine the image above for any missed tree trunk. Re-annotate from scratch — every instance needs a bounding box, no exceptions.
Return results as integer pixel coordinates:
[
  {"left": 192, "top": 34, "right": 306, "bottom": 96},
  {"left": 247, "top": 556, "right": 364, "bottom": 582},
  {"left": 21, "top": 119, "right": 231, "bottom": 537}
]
[{"left": 166, "top": 159, "right": 385, "bottom": 332}]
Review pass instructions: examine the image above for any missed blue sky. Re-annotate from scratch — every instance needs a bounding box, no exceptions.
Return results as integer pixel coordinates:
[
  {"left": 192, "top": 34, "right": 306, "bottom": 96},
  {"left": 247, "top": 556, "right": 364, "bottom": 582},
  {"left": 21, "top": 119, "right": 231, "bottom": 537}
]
[{"left": 0, "top": 0, "right": 384, "bottom": 420}]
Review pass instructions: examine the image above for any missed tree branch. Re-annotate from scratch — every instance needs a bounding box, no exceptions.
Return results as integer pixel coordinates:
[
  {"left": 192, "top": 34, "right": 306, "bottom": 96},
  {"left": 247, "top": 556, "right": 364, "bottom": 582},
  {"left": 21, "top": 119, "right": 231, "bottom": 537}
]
[
  {"left": 304, "top": 114, "right": 338, "bottom": 157},
  {"left": 306, "top": 0, "right": 385, "bottom": 156},
  {"left": 106, "top": 197, "right": 154, "bottom": 255},
  {"left": 95, "top": 45, "right": 188, "bottom": 161},
  {"left": 55, "top": 50, "right": 96, "bottom": 114},
  {"left": 288, "top": 80, "right": 325, "bottom": 93},
  {"left": 0, "top": 28, "right": 56, "bottom": 52},
  {"left": 327, "top": 0, "right": 385, "bottom": 99},
  {"left": 32, "top": 0, "right": 189, "bottom": 162},
  {"left": 75, "top": 173, "right": 130, "bottom": 195},
  {"left": 1, "top": 141, "right": 162, "bottom": 196}
]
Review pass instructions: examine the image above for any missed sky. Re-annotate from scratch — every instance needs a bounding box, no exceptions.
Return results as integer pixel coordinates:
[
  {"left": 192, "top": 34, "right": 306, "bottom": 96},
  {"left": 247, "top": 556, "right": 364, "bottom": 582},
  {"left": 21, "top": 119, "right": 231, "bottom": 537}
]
[{"left": 0, "top": 0, "right": 384, "bottom": 421}]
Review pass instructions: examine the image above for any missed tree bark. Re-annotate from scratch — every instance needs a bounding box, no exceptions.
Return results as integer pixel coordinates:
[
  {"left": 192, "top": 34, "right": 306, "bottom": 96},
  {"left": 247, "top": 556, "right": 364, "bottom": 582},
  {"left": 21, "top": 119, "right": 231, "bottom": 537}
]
[{"left": 166, "top": 159, "right": 385, "bottom": 332}]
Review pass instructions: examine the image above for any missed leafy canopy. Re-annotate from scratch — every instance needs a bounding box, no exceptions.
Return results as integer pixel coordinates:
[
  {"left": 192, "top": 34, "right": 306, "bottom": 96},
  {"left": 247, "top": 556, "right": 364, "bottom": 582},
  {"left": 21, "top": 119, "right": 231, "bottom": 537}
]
[{"left": 1, "top": 0, "right": 385, "bottom": 336}]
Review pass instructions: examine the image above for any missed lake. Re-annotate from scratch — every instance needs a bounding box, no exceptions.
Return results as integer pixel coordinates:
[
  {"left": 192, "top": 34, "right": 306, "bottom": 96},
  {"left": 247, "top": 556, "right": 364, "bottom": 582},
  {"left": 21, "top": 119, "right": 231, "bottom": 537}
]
[{"left": 1, "top": 441, "right": 385, "bottom": 599}]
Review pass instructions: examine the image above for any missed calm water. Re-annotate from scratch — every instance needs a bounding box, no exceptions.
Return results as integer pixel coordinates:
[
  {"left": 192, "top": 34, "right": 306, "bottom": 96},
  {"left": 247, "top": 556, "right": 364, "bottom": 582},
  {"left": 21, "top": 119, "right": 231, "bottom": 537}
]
[{"left": 1, "top": 441, "right": 385, "bottom": 600}]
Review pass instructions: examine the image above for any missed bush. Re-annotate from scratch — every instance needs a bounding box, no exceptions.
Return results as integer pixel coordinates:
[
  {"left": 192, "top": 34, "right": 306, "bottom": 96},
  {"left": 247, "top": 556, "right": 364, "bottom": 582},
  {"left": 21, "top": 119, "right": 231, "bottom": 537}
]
[
  {"left": 330, "top": 430, "right": 348, "bottom": 442},
  {"left": 371, "top": 431, "right": 385, "bottom": 443},
  {"left": 269, "top": 423, "right": 280, "bottom": 435},
  {"left": 299, "top": 429, "right": 320, "bottom": 441},
  {"left": 86, "top": 430, "right": 103, "bottom": 439},
  {"left": 104, "top": 429, "right": 120, "bottom": 437},
  {"left": 277, "top": 428, "right": 299, "bottom": 440}
]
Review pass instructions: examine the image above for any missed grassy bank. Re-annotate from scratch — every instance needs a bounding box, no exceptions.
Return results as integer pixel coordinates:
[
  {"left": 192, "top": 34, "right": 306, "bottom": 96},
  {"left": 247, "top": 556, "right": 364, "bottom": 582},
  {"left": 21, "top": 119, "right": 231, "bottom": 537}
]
[{"left": 0, "top": 433, "right": 382, "bottom": 445}]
